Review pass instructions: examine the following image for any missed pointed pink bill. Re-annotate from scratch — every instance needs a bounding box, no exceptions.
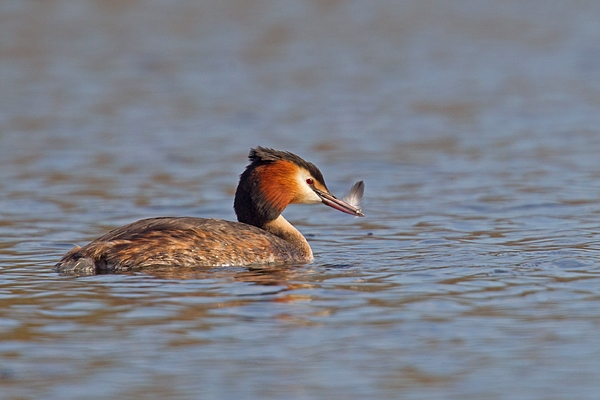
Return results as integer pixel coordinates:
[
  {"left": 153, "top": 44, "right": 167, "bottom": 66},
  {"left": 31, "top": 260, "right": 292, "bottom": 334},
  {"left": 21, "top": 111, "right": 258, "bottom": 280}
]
[{"left": 314, "top": 188, "right": 365, "bottom": 217}]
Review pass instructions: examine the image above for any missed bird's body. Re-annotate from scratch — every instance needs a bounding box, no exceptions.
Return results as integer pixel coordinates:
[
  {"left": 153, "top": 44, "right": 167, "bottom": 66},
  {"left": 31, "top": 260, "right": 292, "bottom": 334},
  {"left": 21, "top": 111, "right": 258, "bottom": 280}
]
[{"left": 55, "top": 147, "right": 364, "bottom": 274}]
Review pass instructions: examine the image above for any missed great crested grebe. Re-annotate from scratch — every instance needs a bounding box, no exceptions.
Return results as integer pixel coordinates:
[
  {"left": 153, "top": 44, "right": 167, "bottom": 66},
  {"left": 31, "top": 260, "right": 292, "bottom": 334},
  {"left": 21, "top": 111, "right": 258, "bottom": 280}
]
[{"left": 55, "top": 147, "right": 364, "bottom": 273}]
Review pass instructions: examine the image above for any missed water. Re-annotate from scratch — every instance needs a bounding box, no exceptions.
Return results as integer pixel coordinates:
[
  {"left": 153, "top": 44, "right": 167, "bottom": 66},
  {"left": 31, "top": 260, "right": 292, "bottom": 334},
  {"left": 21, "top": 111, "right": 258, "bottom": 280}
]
[{"left": 2, "top": 1, "right": 600, "bottom": 398}]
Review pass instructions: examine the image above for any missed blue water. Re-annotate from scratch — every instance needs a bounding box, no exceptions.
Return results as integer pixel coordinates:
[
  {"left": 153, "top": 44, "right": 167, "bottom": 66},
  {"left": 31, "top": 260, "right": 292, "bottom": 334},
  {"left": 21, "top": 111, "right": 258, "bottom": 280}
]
[{"left": 2, "top": 1, "right": 600, "bottom": 399}]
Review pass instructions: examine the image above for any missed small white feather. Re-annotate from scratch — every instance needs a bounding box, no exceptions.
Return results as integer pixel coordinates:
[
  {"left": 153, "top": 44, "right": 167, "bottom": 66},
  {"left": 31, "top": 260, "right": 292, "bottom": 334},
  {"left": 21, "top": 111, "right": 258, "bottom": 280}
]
[{"left": 343, "top": 180, "right": 365, "bottom": 210}]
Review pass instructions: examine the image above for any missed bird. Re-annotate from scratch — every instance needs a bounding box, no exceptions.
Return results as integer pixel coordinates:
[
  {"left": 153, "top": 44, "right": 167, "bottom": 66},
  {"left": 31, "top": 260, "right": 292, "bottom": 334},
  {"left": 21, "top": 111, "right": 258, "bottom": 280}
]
[{"left": 55, "top": 147, "right": 364, "bottom": 274}]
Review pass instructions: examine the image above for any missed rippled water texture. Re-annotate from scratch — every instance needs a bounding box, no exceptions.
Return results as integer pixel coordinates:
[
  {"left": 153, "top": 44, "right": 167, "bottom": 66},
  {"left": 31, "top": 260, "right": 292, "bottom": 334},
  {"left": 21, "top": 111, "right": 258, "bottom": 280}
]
[{"left": 2, "top": 1, "right": 600, "bottom": 399}]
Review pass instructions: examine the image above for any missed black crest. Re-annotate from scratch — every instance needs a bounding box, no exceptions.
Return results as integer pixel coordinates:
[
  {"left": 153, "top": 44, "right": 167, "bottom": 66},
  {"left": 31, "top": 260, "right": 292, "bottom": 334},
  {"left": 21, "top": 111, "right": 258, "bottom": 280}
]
[{"left": 248, "top": 147, "right": 326, "bottom": 185}]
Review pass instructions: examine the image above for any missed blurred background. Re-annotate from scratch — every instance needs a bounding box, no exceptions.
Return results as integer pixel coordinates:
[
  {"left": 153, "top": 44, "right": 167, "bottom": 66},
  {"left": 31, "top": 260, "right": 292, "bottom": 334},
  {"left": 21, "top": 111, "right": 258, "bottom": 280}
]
[{"left": 2, "top": 1, "right": 600, "bottom": 399}]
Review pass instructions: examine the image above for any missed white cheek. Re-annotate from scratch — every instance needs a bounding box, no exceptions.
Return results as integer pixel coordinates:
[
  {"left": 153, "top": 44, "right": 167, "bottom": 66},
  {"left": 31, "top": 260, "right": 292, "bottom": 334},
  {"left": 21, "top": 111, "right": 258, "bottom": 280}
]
[
  {"left": 296, "top": 174, "right": 323, "bottom": 204},
  {"left": 304, "top": 189, "right": 322, "bottom": 204}
]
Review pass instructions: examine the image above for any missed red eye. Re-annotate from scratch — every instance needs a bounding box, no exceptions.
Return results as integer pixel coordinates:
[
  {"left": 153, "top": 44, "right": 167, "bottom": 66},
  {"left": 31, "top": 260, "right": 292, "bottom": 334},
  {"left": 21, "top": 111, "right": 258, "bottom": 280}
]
[{"left": 306, "top": 178, "right": 314, "bottom": 185}]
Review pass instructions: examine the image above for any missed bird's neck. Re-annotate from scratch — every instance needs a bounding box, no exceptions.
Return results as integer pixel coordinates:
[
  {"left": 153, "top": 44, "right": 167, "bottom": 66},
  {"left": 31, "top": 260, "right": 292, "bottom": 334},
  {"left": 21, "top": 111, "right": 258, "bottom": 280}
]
[
  {"left": 234, "top": 170, "right": 313, "bottom": 260},
  {"left": 263, "top": 215, "right": 313, "bottom": 260}
]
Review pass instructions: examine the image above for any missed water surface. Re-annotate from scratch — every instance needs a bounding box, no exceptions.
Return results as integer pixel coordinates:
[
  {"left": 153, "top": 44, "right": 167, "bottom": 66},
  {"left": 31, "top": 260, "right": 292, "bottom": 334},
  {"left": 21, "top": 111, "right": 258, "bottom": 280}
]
[{"left": 2, "top": 1, "right": 600, "bottom": 399}]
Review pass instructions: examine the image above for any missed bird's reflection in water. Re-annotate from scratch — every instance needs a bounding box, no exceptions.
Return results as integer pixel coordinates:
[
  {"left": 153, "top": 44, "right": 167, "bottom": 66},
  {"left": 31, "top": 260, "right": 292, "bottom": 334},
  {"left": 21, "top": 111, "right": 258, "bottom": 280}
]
[{"left": 124, "top": 263, "right": 318, "bottom": 299}]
